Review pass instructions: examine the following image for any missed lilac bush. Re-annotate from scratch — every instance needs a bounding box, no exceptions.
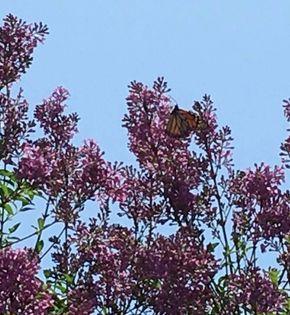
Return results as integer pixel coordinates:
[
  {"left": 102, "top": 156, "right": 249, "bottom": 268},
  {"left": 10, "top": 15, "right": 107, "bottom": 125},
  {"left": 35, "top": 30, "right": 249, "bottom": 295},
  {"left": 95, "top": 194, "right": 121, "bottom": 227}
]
[{"left": 0, "top": 14, "right": 289, "bottom": 314}]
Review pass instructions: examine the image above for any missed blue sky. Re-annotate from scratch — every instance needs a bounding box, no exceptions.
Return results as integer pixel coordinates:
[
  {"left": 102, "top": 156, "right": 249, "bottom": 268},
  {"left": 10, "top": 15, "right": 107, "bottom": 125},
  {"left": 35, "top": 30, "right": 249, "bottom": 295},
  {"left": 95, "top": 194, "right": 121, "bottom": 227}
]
[
  {"left": 1, "top": 1, "right": 289, "bottom": 170},
  {"left": 1, "top": 2, "right": 289, "bottom": 270}
]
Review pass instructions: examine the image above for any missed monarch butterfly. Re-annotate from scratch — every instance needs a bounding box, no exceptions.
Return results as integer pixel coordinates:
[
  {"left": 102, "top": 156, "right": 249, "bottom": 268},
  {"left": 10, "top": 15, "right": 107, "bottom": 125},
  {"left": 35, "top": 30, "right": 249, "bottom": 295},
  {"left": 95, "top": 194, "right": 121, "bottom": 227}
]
[{"left": 166, "top": 105, "right": 200, "bottom": 138}]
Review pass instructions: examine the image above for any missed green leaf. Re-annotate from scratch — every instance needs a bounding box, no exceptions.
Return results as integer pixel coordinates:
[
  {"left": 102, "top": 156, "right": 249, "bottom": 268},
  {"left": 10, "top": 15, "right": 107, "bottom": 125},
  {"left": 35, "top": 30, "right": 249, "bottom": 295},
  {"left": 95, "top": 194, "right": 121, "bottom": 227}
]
[
  {"left": 17, "top": 196, "right": 31, "bottom": 207},
  {"left": 22, "top": 186, "right": 39, "bottom": 199},
  {"left": 268, "top": 268, "right": 279, "bottom": 286},
  {"left": 8, "top": 222, "right": 21, "bottom": 234},
  {"left": 56, "top": 283, "right": 67, "bottom": 294},
  {"left": 0, "top": 184, "right": 9, "bottom": 199},
  {"left": 37, "top": 218, "right": 45, "bottom": 230},
  {"left": 0, "top": 169, "right": 14, "bottom": 178},
  {"left": 101, "top": 307, "right": 109, "bottom": 315},
  {"left": 7, "top": 236, "right": 20, "bottom": 241},
  {"left": 20, "top": 206, "right": 34, "bottom": 212},
  {"left": 64, "top": 274, "right": 74, "bottom": 285},
  {"left": 52, "top": 297, "right": 68, "bottom": 315},
  {"left": 43, "top": 269, "right": 52, "bottom": 278},
  {"left": 207, "top": 242, "right": 219, "bottom": 252},
  {"left": 4, "top": 203, "right": 13, "bottom": 216},
  {"left": 35, "top": 239, "right": 44, "bottom": 254},
  {"left": 2, "top": 178, "right": 16, "bottom": 187}
]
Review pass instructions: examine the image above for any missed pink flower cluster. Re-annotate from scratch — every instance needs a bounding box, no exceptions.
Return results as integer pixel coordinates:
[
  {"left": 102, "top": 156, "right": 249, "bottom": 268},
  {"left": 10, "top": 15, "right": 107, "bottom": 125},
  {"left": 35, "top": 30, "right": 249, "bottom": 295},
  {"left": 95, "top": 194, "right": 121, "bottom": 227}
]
[
  {"left": 227, "top": 267, "right": 286, "bottom": 313},
  {"left": 18, "top": 139, "right": 124, "bottom": 224},
  {"left": 134, "top": 228, "right": 218, "bottom": 314},
  {"left": 56, "top": 223, "right": 218, "bottom": 314},
  {"left": 256, "top": 190, "right": 290, "bottom": 239},
  {"left": 0, "top": 247, "right": 52, "bottom": 314},
  {"left": 34, "top": 87, "right": 79, "bottom": 146},
  {"left": 0, "top": 14, "right": 48, "bottom": 87},
  {"left": 278, "top": 236, "right": 290, "bottom": 268},
  {"left": 18, "top": 87, "right": 127, "bottom": 224},
  {"left": 281, "top": 99, "right": 290, "bottom": 168},
  {"left": 114, "top": 166, "right": 164, "bottom": 222},
  {"left": 230, "top": 164, "right": 284, "bottom": 202},
  {"left": 0, "top": 90, "right": 35, "bottom": 164},
  {"left": 193, "top": 97, "right": 233, "bottom": 172},
  {"left": 122, "top": 79, "right": 219, "bottom": 224},
  {"left": 18, "top": 142, "right": 56, "bottom": 186},
  {"left": 230, "top": 163, "right": 289, "bottom": 240},
  {"left": 0, "top": 14, "right": 47, "bottom": 165}
]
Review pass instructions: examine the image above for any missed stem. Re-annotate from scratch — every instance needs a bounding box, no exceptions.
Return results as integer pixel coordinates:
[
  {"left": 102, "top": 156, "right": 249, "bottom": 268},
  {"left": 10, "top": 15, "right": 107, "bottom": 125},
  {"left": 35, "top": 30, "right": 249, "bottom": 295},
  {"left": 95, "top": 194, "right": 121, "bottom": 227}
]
[
  {"left": 233, "top": 235, "right": 242, "bottom": 275},
  {"left": 1, "top": 220, "right": 57, "bottom": 248},
  {"left": 33, "top": 197, "right": 51, "bottom": 253},
  {"left": 204, "top": 139, "right": 233, "bottom": 275},
  {"left": 0, "top": 163, "right": 7, "bottom": 248},
  {"left": 40, "top": 226, "right": 65, "bottom": 260},
  {"left": 64, "top": 220, "right": 69, "bottom": 304},
  {"left": 0, "top": 203, "right": 5, "bottom": 248}
]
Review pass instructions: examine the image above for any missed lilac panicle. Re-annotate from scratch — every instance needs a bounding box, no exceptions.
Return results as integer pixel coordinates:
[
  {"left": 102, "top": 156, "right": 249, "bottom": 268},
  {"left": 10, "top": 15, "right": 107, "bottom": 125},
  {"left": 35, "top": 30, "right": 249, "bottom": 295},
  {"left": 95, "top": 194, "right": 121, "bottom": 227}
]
[
  {"left": 0, "top": 14, "right": 48, "bottom": 88},
  {"left": 280, "top": 99, "right": 290, "bottom": 168},
  {"left": 18, "top": 141, "right": 56, "bottom": 186},
  {"left": 59, "top": 223, "right": 218, "bottom": 314},
  {"left": 122, "top": 79, "right": 216, "bottom": 223},
  {"left": 227, "top": 267, "right": 286, "bottom": 313},
  {"left": 0, "top": 247, "right": 52, "bottom": 314},
  {"left": 18, "top": 131, "right": 125, "bottom": 224},
  {"left": 134, "top": 227, "right": 218, "bottom": 314},
  {"left": 230, "top": 163, "right": 289, "bottom": 240},
  {"left": 0, "top": 90, "right": 35, "bottom": 164},
  {"left": 34, "top": 87, "right": 79, "bottom": 147}
]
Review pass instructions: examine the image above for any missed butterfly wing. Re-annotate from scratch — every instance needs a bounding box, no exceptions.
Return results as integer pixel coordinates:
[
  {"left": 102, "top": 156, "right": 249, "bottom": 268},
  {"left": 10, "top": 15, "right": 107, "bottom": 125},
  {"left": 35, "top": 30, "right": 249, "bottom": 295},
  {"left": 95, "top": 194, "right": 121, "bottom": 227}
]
[
  {"left": 166, "top": 106, "right": 190, "bottom": 138},
  {"left": 166, "top": 106, "right": 199, "bottom": 138},
  {"left": 178, "top": 109, "right": 199, "bottom": 130}
]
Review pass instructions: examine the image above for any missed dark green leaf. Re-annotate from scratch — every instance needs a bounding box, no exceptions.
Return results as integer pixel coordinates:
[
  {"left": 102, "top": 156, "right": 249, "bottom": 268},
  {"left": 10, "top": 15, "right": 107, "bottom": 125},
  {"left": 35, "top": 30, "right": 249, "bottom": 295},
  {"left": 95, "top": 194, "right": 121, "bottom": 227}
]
[
  {"left": 0, "top": 169, "right": 14, "bottom": 178},
  {"left": 35, "top": 239, "right": 44, "bottom": 254},
  {"left": 268, "top": 268, "right": 279, "bottom": 286},
  {"left": 0, "top": 184, "right": 9, "bottom": 199},
  {"left": 20, "top": 206, "right": 34, "bottom": 212},
  {"left": 43, "top": 269, "right": 52, "bottom": 278},
  {"left": 37, "top": 218, "right": 45, "bottom": 230},
  {"left": 8, "top": 222, "right": 21, "bottom": 234},
  {"left": 4, "top": 203, "right": 13, "bottom": 216},
  {"left": 64, "top": 273, "right": 74, "bottom": 285},
  {"left": 56, "top": 283, "right": 67, "bottom": 294}
]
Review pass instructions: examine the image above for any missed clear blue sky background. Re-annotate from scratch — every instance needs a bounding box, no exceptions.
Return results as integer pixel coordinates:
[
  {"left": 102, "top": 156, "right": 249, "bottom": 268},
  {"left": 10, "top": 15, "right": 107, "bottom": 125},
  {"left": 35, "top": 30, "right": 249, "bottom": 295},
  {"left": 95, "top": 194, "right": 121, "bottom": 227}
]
[{"left": 1, "top": 2, "right": 289, "bottom": 269}]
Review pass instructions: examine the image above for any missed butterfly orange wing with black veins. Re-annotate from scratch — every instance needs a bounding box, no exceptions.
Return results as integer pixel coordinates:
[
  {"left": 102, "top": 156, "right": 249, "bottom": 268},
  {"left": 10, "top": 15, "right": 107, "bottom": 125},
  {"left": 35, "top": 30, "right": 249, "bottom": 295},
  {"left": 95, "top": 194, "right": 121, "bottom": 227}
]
[{"left": 166, "top": 105, "right": 199, "bottom": 138}]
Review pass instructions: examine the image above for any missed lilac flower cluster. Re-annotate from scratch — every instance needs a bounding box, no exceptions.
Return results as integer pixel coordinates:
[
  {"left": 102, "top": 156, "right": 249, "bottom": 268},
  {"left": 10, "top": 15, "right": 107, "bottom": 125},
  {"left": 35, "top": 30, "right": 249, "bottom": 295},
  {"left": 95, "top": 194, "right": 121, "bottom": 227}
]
[
  {"left": 0, "top": 14, "right": 47, "bottom": 165},
  {"left": 281, "top": 99, "right": 290, "bottom": 168},
  {"left": 59, "top": 223, "right": 218, "bottom": 314},
  {"left": 134, "top": 228, "right": 218, "bottom": 314},
  {"left": 0, "top": 90, "right": 35, "bottom": 164},
  {"left": 230, "top": 163, "right": 289, "bottom": 240},
  {"left": 18, "top": 141, "right": 56, "bottom": 186},
  {"left": 0, "top": 14, "right": 48, "bottom": 88},
  {"left": 34, "top": 87, "right": 79, "bottom": 147},
  {"left": 18, "top": 87, "right": 126, "bottom": 224},
  {"left": 122, "top": 79, "right": 214, "bottom": 224},
  {"left": 226, "top": 267, "right": 285, "bottom": 313},
  {"left": 0, "top": 247, "right": 52, "bottom": 314}
]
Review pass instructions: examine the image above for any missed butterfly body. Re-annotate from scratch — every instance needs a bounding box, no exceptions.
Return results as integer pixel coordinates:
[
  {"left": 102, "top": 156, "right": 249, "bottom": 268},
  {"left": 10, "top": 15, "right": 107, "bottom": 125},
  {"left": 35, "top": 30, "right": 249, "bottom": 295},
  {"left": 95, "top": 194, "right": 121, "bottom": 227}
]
[{"left": 166, "top": 105, "right": 199, "bottom": 138}]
